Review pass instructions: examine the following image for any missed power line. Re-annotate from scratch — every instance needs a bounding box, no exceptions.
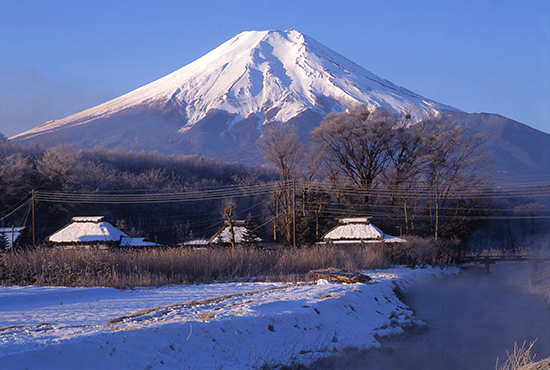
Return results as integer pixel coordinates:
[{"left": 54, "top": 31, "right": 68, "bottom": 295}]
[
  {"left": 0, "top": 195, "right": 32, "bottom": 223},
  {"left": 34, "top": 183, "right": 278, "bottom": 204}
]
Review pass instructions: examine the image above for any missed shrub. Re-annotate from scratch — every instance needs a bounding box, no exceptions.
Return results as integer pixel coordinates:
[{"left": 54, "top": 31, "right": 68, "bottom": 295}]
[{"left": 384, "top": 236, "right": 459, "bottom": 266}]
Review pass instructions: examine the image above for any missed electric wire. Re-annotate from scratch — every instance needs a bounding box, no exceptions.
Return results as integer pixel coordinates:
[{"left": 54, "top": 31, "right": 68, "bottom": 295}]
[
  {"left": 34, "top": 182, "right": 279, "bottom": 204},
  {"left": 0, "top": 196, "right": 32, "bottom": 223}
]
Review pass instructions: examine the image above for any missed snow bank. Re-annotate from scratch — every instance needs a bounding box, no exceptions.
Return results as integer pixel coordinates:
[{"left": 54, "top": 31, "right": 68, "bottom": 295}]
[{"left": 0, "top": 266, "right": 458, "bottom": 369}]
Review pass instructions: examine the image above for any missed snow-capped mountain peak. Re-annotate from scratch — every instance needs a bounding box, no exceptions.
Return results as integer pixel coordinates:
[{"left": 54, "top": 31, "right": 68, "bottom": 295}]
[{"left": 11, "top": 29, "right": 456, "bottom": 141}]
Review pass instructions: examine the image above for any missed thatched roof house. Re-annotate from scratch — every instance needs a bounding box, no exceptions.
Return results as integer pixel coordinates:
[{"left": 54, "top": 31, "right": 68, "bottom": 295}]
[
  {"left": 46, "top": 216, "right": 128, "bottom": 248},
  {"left": 322, "top": 217, "right": 405, "bottom": 244},
  {"left": 209, "top": 220, "right": 262, "bottom": 246},
  {"left": 46, "top": 216, "right": 160, "bottom": 248}
]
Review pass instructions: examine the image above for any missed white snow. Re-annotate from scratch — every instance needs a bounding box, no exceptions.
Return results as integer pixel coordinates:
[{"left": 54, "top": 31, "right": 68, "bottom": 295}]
[
  {"left": 120, "top": 237, "right": 159, "bottom": 247},
  {"left": 339, "top": 217, "right": 372, "bottom": 224},
  {"left": 0, "top": 266, "right": 458, "bottom": 369},
  {"left": 47, "top": 218, "right": 128, "bottom": 243},
  {"left": 71, "top": 216, "right": 104, "bottom": 223},
  {"left": 182, "top": 239, "right": 210, "bottom": 246},
  {"left": 11, "top": 29, "right": 459, "bottom": 142},
  {"left": 210, "top": 226, "right": 261, "bottom": 244},
  {"left": 323, "top": 219, "right": 405, "bottom": 243},
  {"left": 324, "top": 223, "right": 385, "bottom": 241}
]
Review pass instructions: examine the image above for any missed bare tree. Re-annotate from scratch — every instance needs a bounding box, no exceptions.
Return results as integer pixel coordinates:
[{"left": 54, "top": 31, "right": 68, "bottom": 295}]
[
  {"left": 420, "top": 117, "right": 491, "bottom": 240},
  {"left": 311, "top": 107, "right": 399, "bottom": 209},
  {"left": 257, "top": 123, "right": 303, "bottom": 182},
  {"left": 220, "top": 198, "right": 237, "bottom": 249},
  {"left": 380, "top": 122, "right": 425, "bottom": 234},
  {"left": 257, "top": 123, "right": 303, "bottom": 245}
]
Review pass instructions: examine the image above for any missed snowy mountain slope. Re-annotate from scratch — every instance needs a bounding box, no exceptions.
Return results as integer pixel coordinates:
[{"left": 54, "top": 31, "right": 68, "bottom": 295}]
[
  {"left": 10, "top": 30, "right": 456, "bottom": 147},
  {"left": 8, "top": 29, "right": 549, "bottom": 179},
  {"left": 445, "top": 111, "right": 550, "bottom": 182}
]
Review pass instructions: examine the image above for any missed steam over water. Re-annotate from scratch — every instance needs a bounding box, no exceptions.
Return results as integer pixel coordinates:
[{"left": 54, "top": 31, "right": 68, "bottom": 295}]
[{"left": 310, "top": 264, "right": 550, "bottom": 370}]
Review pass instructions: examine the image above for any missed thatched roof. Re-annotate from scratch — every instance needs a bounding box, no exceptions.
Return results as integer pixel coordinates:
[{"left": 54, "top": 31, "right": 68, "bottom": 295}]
[
  {"left": 209, "top": 220, "right": 261, "bottom": 245},
  {"left": 47, "top": 216, "right": 128, "bottom": 244},
  {"left": 322, "top": 217, "right": 405, "bottom": 243}
]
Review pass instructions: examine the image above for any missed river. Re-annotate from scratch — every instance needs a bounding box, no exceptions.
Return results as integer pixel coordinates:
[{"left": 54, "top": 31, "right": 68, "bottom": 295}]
[{"left": 308, "top": 264, "right": 550, "bottom": 370}]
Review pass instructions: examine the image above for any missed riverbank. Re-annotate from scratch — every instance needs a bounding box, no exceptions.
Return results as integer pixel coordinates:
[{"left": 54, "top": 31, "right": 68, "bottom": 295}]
[
  {"left": 0, "top": 266, "right": 455, "bottom": 370},
  {"left": 307, "top": 263, "right": 550, "bottom": 370}
]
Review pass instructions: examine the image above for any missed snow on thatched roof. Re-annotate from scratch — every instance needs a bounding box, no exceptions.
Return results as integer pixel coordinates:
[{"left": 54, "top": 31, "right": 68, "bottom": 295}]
[
  {"left": 71, "top": 216, "right": 105, "bottom": 223},
  {"left": 209, "top": 221, "right": 262, "bottom": 245},
  {"left": 323, "top": 217, "right": 405, "bottom": 243},
  {"left": 47, "top": 217, "right": 128, "bottom": 244},
  {"left": 211, "top": 226, "right": 248, "bottom": 244},
  {"left": 120, "top": 237, "right": 160, "bottom": 248},
  {"left": 182, "top": 239, "right": 210, "bottom": 247}
]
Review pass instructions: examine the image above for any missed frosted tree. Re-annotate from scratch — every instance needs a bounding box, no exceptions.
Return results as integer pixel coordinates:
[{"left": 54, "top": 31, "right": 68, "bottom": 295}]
[{"left": 35, "top": 144, "right": 83, "bottom": 190}]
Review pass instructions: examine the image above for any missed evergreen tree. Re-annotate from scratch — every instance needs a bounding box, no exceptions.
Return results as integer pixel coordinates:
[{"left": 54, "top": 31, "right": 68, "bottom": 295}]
[
  {"left": 0, "top": 232, "right": 10, "bottom": 250},
  {"left": 116, "top": 218, "right": 128, "bottom": 233},
  {"left": 242, "top": 213, "right": 261, "bottom": 247}
]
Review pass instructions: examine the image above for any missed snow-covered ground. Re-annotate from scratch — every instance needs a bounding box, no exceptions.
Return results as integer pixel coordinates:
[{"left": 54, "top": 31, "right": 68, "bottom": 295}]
[{"left": 0, "top": 266, "right": 458, "bottom": 369}]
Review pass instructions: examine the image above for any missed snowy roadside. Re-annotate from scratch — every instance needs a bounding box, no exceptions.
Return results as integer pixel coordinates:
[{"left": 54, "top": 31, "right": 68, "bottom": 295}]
[{"left": 0, "top": 266, "right": 459, "bottom": 370}]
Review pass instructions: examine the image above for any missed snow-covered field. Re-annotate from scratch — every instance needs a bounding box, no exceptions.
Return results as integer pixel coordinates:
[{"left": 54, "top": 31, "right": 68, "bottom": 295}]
[{"left": 0, "top": 267, "right": 458, "bottom": 369}]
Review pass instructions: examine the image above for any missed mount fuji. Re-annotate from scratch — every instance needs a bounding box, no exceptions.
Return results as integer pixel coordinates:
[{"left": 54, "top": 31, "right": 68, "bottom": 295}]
[
  {"left": 9, "top": 29, "right": 550, "bottom": 178},
  {"left": 9, "top": 30, "right": 454, "bottom": 155}
]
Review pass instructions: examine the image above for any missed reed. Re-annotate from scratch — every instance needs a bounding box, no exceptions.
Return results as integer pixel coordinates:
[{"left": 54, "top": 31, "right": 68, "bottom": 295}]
[{"left": 0, "top": 244, "right": 392, "bottom": 288}]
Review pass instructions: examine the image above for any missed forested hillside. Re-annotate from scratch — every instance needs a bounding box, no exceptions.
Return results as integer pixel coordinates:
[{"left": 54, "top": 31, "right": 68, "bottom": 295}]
[
  {"left": 0, "top": 135, "right": 275, "bottom": 245},
  {"left": 1, "top": 106, "right": 549, "bottom": 250}
]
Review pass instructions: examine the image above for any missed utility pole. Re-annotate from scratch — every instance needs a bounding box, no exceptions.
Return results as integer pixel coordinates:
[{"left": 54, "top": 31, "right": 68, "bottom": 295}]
[
  {"left": 292, "top": 179, "right": 296, "bottom": 248},
  {"left": 273, "top": 192, "right": 278, "bottom": 241},
  {"left": 31, "top": 190, "right": 36, "bottom": 246}
]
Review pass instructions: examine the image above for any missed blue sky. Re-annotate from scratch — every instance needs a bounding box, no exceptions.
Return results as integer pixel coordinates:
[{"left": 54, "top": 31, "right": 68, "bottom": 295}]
[{"left": 1, "top": 0, "right": 549, "bottom": 137}]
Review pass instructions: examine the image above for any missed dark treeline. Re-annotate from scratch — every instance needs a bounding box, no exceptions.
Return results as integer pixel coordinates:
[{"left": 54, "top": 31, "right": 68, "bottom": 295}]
[
  {"left": 0, "top": 136, "right": 276, "bottom": 245},
  {"left": 1, "top": 107, "right": 549, "bottom": 251}
]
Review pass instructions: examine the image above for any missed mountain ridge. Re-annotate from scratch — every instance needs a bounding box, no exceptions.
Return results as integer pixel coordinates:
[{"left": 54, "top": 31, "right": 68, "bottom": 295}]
[
  {"left": 11, "top": 29, "right": 457, "bottom": 142},
  {"left": 8, "top": 29, "right": 549, "bottom": 181}
]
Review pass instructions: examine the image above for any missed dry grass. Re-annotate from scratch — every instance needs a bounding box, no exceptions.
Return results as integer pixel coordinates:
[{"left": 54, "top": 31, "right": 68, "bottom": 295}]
[
  {"left": 0, "top": 237, "right": 460, "bottom": 288},
  {"left": 0, "top": 244, "right": 391, "bottom": 288},
  {"left": 465, "top": 247, "right": 537, "bottom": 258},
  {"left": 502, "top": 264, "right": 550, "bottom": 306},
  {"left": 523, "top": 265, "right": 550, "bottom": 306},
  {"left": 496, "top": 341, "right": 538, "bottom": 370},
  {"left": 385, "top": 236, "right": 460, "bottom": 266}
]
